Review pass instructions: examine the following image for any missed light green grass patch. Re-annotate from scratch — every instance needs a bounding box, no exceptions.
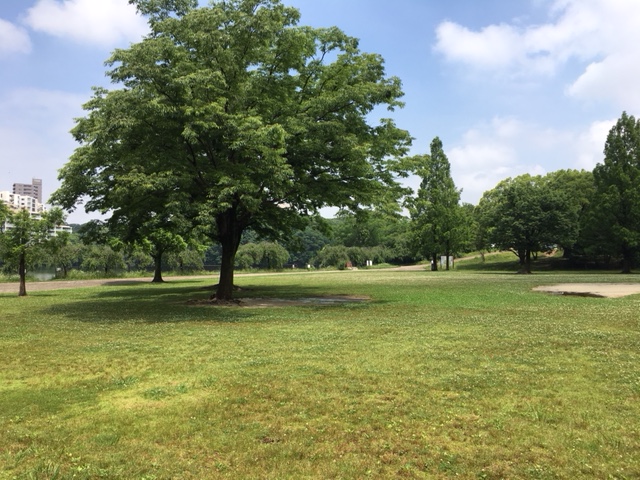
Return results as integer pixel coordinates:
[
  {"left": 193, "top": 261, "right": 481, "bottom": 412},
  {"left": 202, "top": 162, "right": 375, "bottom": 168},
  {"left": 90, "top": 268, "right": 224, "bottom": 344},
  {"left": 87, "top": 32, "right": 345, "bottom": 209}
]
[{"left": 1, "top": 271, "right": 639, "bottom": 478}]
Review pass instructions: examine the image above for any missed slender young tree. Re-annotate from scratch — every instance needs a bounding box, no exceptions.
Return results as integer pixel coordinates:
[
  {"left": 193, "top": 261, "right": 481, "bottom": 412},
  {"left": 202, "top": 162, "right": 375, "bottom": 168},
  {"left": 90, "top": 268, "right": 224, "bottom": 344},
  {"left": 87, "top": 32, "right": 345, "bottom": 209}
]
[
  {"left": 0, "top": 208, "right": 65, "bottom": 296},
  {"left": 53, "top": 0, "right": 411, "bottom": 300},
  {"left": 409, "top": 137, "right": 462, "bottom": 270}
]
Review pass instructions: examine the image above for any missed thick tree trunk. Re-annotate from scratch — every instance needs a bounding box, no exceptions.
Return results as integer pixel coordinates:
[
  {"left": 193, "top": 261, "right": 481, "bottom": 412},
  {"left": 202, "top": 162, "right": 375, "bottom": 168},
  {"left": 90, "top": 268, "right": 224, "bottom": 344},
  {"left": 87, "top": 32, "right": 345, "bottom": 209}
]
[
  {"left": 213, "top": 210, "right": 244, "bottom": 301},
  {"left": 216, "top": 242, "right": 237, "bottom": 300},
  {"left": 431, "top": 253, "right": 438, "bottom": 271},
  {"left": 18, "top": 251, "right": 27, "bottom": 297},
  {"left": 519, "top": 249, "right": 532, "bottom": 274},
  {"left": 516, "top": 248, "right": 532, "bottom": 274},
  {"left": 151, "top": 253, "right": 164, "bottom": 283}
]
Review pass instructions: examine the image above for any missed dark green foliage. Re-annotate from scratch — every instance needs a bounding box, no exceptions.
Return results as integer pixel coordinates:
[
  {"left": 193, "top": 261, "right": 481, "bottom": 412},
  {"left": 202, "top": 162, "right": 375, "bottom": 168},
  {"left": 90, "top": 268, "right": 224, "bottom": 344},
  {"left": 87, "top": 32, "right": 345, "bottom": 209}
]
[
  {"left": 409, "top": 137, "right": 463, "bottom": 270},
  {"left": 477, "top": 174, "right": 578, "bottom": 273},
  {"left": 45, "top": 232, "right": 82, "bottom": 277},
  {"left": 587, "top": 112, "right": 640, "bottom": 273},
  {"left": 544, "top": 169, "right": 595, "bottom": 261},
  {"left": 287, "top": 222, "right": 332, "bottom": 267},
  {"left": 81, "top": 244, "right": 127, "bottom": 275}
]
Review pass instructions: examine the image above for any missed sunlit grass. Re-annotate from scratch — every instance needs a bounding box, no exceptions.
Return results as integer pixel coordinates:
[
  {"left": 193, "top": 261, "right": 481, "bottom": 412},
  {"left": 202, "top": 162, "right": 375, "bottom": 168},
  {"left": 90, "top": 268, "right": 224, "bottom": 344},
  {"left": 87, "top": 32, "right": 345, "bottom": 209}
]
[{"left": 1, "top": 270, "right": 639, "bottom": 478}]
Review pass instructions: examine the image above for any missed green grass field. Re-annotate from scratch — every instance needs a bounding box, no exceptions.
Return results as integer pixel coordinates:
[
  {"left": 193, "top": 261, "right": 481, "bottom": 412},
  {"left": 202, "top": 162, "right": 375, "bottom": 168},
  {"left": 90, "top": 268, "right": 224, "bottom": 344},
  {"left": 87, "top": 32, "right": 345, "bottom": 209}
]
[{"left": 1, "top": 269, "right": 639, "bottom": 479}]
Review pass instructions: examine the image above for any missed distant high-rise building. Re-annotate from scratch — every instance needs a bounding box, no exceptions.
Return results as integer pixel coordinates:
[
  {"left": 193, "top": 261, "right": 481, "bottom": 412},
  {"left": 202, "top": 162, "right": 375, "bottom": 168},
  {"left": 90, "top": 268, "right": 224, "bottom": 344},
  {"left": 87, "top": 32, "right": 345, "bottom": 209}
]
[{"left": 13, "top": 178, "right": 42, "bottom": 203}]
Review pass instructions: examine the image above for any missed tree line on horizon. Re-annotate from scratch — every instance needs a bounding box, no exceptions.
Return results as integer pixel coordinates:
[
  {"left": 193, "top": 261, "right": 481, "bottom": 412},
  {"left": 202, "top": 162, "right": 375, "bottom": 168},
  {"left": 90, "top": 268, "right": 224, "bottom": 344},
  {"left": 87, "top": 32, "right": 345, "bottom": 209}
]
[{"left": 410, "top": 114, "right": 640, "bottom": 276}]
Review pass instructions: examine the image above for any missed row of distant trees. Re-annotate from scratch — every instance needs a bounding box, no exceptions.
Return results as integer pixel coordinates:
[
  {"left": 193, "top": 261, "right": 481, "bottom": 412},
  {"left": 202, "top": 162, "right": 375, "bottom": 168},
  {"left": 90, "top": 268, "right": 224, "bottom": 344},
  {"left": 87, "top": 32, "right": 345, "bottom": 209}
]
[
  {"left": 3, "top": 111, "right": 640, "bottom": 295},
  {"left": 410, "top": 112, "right": 640, "bottom": 274}
]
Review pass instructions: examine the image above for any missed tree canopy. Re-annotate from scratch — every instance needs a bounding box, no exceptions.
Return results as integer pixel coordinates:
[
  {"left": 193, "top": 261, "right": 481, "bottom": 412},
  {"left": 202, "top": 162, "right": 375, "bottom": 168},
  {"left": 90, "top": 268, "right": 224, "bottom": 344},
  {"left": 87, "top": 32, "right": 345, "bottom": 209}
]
[
  {"left": 53, "top": 0, "right": 412, "bottom": 299},
  {"left": 477, "top": 173, "right": 577, "bottom": 273},
  {"left": 0, "top": 208, "right": 65, "bottom": 296},
  {"left": 588, "top": 112, "right": 640, "bottom": 273},
  {"left": 409, "top": 137, "right": 462, "bottom": 270}
]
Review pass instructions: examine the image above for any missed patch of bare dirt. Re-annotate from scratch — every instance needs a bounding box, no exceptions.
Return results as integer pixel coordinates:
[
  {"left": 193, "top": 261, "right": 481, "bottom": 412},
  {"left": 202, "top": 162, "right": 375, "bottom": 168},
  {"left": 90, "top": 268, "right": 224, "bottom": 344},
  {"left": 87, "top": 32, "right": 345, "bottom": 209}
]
[
  {"left": 533, "top": 283, "right": 640, "bottom": 298},
  {"left": 188, "top": 295, "right": 370, "bottom": 307}
]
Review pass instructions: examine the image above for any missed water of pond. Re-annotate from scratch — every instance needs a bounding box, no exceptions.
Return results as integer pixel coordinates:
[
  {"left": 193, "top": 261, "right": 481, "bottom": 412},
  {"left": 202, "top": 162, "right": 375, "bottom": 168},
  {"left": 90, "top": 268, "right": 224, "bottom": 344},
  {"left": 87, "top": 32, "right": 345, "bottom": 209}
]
[{"left": 31, "top": 269, "right": 57, "bottom": 281}]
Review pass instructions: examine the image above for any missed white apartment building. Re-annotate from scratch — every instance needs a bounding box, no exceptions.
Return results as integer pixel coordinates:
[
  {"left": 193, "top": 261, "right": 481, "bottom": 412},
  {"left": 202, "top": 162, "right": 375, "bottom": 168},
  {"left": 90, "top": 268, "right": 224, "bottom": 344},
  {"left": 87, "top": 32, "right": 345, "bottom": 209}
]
[
  {"left": 0, "top": 191, "right": 46, "bottom": 215},
  {"left": 0, "top": 186, "right": 72, "bottom": 236}
]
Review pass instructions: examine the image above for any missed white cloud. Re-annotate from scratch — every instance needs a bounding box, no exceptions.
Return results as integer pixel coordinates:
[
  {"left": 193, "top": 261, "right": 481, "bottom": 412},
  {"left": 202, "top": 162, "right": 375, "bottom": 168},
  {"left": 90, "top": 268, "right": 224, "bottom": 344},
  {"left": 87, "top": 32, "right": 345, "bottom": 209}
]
[
  {"left": 447, "top": 118, "right": 543, "bottom": 202},
  {"left": 24, "top": 0, "right": 148, "bottom": 47},
  {"left": 434, "top": 21, "right": 525, "bottom": 71},
  {"left": 573, "top": 118, "right": 615, "bottom": 170},
  {"left": 434, "top": 0, "right": 640, "bottom": 108},
  {"left": 445, "top": 116, "right": 616, "bottom": 203},
  {"left": 567, "top": 53, "right": 640, "bottom": 111},
  {"left": 0, "top": 18, "right": 32, "bottom": 55}
]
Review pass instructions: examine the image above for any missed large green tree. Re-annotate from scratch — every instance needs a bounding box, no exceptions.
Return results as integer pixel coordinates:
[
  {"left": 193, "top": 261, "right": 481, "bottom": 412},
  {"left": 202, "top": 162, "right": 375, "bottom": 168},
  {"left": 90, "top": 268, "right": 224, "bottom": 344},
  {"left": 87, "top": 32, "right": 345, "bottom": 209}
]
[
  {"left": 409, "top": 137, "right": 462, "bottom": 270},
  {"left": 588, "top": 112, "right": 640, "bottom": 273},
  {"left": 53, "top": 0, "right": 411, "bottom": 300},
  {"left": 478, "top": 174, "right": 577, "bottom": 273}
]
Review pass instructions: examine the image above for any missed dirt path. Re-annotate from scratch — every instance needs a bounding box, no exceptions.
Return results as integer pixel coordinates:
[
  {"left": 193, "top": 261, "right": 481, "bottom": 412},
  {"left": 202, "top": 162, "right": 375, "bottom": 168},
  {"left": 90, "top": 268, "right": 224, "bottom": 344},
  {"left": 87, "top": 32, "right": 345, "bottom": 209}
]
[
  {"left": 0, "top": 264, "right": 434, "bottom": 295},
  {"left": 4, "top": 267, "right": 640, "bottom": 298}
]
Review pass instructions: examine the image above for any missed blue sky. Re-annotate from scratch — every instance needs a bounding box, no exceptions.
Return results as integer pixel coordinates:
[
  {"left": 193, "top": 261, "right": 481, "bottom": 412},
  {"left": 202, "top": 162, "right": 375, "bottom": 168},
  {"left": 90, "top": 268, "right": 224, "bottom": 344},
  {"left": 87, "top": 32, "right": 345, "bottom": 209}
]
[{"left": 1, "top": 0, "right": 639, "bottom": 223}]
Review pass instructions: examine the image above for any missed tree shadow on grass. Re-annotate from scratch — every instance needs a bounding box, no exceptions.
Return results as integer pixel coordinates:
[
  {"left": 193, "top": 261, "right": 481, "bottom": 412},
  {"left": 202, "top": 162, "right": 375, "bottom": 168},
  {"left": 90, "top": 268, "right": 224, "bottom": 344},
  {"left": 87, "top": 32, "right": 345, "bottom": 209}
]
[{"left": 37, "top": 281, "right": 366, "bottom": 324}]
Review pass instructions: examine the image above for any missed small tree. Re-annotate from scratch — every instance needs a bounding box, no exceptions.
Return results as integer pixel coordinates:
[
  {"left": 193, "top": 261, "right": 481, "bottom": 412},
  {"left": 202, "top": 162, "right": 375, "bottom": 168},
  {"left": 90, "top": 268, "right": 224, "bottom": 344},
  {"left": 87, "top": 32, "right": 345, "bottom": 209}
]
[
  {"left": 81, "top": 244, "right": 126, "bottom": 275},
  {"left": 259, "top": 242, "right": 289, "bottom": 270},
  {"left": 235, "top": 242, "right": 289, "bottom": 270},
  {"left": 235, "top": 243, "right": 264, "bottom": 270},
  {"left": 409, "top": 137, "right": 462, "bottom": 270},
  {"left": 45, "top": 231, "right": 82, "bottom": 277},
  {"left": 0, "top": 208, "right": 65, "bottom": 296},
  {"left": 314, "top": 245, "right": 350, "bottom": 269},
  {"left": 166, "top": 243, "right": 206, "bottom": 272}
]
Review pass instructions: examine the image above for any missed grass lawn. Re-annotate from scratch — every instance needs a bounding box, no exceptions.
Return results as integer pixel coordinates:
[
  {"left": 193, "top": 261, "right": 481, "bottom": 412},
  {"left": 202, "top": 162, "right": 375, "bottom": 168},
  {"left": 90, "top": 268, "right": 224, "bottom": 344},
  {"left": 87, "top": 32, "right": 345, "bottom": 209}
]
[{"left": 1, "top": 269, "right": 639, "bottom": 479}]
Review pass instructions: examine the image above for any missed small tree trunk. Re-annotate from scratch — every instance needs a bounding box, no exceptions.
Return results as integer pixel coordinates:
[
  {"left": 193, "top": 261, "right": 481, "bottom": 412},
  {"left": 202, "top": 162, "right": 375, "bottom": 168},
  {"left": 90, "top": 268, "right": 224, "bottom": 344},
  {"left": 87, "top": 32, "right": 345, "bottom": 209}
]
[
  {"left": 151, "top": 253, "right": 164, "bottom": 283},
  {"left": 445, "top": 240, "right": 451, "bottom": 271},
  {"left": 18, "top": 251, "right": 27, "bottom": 297},
  {"left": 621, "top": 247, "right": 633, "bottom": 274}
]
